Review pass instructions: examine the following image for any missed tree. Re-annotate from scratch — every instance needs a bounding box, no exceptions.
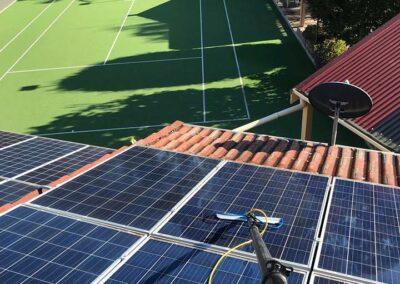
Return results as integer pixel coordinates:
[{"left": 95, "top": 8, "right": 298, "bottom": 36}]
[{"left": 307, "top": 0, "right": 400, "bottom": 44}]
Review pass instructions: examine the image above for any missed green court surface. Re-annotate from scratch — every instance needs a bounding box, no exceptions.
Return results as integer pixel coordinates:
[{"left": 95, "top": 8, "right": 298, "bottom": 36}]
[{"left": 0, "top": 0, "right": 364, "bottom": 148}]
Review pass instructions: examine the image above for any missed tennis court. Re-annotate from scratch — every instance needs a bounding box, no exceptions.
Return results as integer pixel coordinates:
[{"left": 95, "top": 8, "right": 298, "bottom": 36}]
[{"left": 0, "top": 0, "right": 316, "bottom": 147}]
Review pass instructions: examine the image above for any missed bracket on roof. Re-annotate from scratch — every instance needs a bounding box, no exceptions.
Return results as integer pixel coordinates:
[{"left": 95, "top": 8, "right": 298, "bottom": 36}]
[{"left": 309, "top": 81, "right": 373, "bottom": 145}]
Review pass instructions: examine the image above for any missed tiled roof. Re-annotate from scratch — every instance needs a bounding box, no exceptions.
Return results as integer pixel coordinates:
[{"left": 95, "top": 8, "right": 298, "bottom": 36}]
[
  {"left": 295, "top": 13, "right": 400, "bottom": 152},
  {"left": 137, "top": 121, "right": 400, "bottom": 187}
]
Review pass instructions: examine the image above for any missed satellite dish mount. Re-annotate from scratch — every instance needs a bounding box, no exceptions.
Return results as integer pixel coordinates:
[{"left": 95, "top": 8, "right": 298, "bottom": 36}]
[{"left": 309, "top": 81, "right": 372, "bottom": 146}]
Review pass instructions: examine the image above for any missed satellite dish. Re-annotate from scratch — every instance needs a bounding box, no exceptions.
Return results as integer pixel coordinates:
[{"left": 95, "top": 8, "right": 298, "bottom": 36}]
[{"left": 309, "top": 81, "right": 373, "bottom": 145}]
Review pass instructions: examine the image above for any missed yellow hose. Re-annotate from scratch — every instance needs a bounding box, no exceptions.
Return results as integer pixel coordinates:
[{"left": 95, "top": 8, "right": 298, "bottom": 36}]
[{"left": 208, "top": 208, "right": 268, "bottom": 284}]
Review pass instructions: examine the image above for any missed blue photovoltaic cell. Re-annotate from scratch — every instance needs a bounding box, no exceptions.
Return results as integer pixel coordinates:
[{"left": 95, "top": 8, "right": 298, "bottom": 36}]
[
  {"left": 0, "top": 180, "right": 40, "bottom": 206},
  {"left": 0, "top": 137, "right": 83, "bottom": 178},
  {"left": 318, "top": 179, "right": 400, "bottom": 283},
  {"left": 0, "top": 206, "right": 139, "bottom": 283},
  {"left": 312, "top": 275, "right": 349, "bottom": 284},
  {"left": 0, "top": 131, "right": 31, "bottom": 149},
  {"left": 18, "top": 146, "right": 112, "bottom": 185},
  {"left": 33, "top": 146, "right": 219, "bottom": 230},
  {"left": 106, "top": 239, "right": 305, "bottom": 284},
  {"left": 160, "top": 162, "right": 329, "bottom": 265}
]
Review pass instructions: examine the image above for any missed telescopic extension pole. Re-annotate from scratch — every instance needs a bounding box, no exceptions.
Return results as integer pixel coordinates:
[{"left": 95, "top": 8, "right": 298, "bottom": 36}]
[{"left": 246, "top": 213, "right": 293, "bottom": 284}]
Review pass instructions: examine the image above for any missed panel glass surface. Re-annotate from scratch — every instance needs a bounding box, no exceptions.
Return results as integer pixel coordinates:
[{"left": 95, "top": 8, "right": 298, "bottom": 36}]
[
  {"left": 33, "top": 146, "right": 219, "bottom": 230},
  {"left": 160, "top": 162, "right": 329, "bottom": 265},
  {"left": 318, "top": 179, "right": 400, "bottom": 283},
  {"left": 0, "top": 131, "right": 31, "bottom": 149},
  {"left": 0, "top": 180, "right": 40, "bottom": 206},
  {"left": 0, "top": 206, "right": 139, "bottom": 283},
  {"left": 0, "top": 137, "right": 83, "bottom": 178},
  {"left": 312, "top": 275, "right": 349, "bottom": 284},
  {"left": 18, "top": 146, "right": 112, "bottom": 185},
  {"left": 106, "top": 239, "right": 306, "bottom": 284}
]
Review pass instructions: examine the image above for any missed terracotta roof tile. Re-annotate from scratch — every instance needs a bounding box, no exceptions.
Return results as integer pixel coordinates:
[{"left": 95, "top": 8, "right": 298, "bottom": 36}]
[
  {"left": 292, "top": 142, "right": 314, "bottom": 172},
  {"left": 306, "top": 145, "right": 328, "bottom": 174},
  {"left": 137, "top": 121, "right": 400, "bottom": 188},
  {"left": 321, "top": 146, "right": 340, "bottom": 176},
  {"left": 251, "top": 137, "right": 279, "bottom": 165}
]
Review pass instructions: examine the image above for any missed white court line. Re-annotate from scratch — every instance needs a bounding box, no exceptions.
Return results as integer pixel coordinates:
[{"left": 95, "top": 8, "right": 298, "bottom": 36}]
[
  {"left": 8, "top": 56, "right": 201, "bottom": 74},
  {"left": 0, "top": 0, "right": 76, "bottom": 81},
  {"left": 199, "top": 0, "right": 206, "bottom": 122},
  {"left": 0, "top": 0, "right": 16, "bottom": 14},
  {"left": 222, "top": 0, "right": 251, "bottom": 120},
  {"left": 36, "top": 117, "right": 250, "bottom": 136},
  {"left": 103, "top": 0, "right": 136, "bottom": 64},
  {"left": 0, "top": 1, "right": 56, "bottom": 54}
]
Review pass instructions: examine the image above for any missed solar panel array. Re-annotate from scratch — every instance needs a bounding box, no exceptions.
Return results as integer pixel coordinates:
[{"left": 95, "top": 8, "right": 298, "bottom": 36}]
[
  {"left": 160, "top": 162, "right": 329, "bottom": 266},
  {"left": 0, "top": 206, "right": 140, "bottom": 283},
  {"left": 18, "top": 145, "right": 111, "bottom": 185},
  {"left": 106, "top": 239, "right": 306, "bottom": 284},
  {"left": 0, "top": 129, "right": 399, "bottom": 283},
  {"left": 33, "top": 146, "right": 219, "bottom": 230},
  {"left": 317, "top": 179, "right": 400, "bottom": 284},
  {"left": 0, "top": 137, "right": 83, "bottom": 178},
  {"left": 0, "top": 180, "right": 41, "bottom": 207}
]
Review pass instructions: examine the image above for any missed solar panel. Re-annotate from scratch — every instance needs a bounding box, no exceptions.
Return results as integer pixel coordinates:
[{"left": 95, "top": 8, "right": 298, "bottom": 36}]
[
  {"left": 0, "top": 137, "right": 84, "bottom": 178},
  {"left": 0, "top": 206, "right": 140, "bottom": 283},
  {"left": 0, "top": 180, "right": 41, "bottom": 207},
  {"left": 311, "top": 274, "right": 353, "bottom": 284},
  {"left": 0, "top": 131, "right": 31, "bottom": 149},
  {"left": 159, "top": 162, "right": 329, "bottom": 266},
  {"left": 32, "top": 146, "right": 219, "bottom": 231},
  {"left": 317, "top": 179, "right": 400, "bottom": 284},
  {"left": 18, "top": 146, "right": 112, "bottom": 185},
  {"left": 105, "top": 239, "right": 307, "bottom": 284}
]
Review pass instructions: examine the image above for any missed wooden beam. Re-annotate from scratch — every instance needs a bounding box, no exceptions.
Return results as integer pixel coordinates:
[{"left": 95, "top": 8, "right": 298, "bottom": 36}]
[
  {"left": 290, "top": 90, "right": 299, "bottom": 104},
  {"left": 301, "top": 102, "right": 313, "bottom": 140},
  {"left": 300, "top": 0, "right": 306, "bottom": 27}
]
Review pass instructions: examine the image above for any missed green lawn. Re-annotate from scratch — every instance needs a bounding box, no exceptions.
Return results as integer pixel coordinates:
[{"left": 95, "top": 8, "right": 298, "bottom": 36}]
[{"left": 0, "top": 0, "right": 366, "bottom": 148}]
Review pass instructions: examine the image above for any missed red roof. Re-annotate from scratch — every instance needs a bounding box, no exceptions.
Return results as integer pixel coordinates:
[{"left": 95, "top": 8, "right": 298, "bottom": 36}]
[
  {"left": 295, "top": 13, "right": 400, "bottom": 151},
  {"left": 137, "top": 121, "right": 400, "bottom": 187}
]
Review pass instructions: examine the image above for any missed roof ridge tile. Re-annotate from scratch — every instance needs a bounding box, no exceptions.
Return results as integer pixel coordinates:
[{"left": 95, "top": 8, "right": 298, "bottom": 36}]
[{"left": 137, "top": 122, "right": 400, "bottom": 187}]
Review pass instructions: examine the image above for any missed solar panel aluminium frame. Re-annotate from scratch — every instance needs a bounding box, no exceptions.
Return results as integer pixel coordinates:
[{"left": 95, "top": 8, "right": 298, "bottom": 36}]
[
  {"left": 0, "top": 178, "right": 50, "bottom": 207},
  {"left": 152, "top": 162, "right": 332, "bottom": 271},
  {"left": 310, "top": 272, "right": 361, "bottom": 284},
  {"left": 0, "top": 203, "right": 149, "bottom": 284},
  {"left": 96, "top": 234, "right": 310, "bottom": 284},
  {"left": 0, "top": 135, "right": 35, "bottom": 151},
  {"left": 26, "top": 145, "right": 228, "bottom": 235},
  {"left": 313, "top": 178, "right": 396, "bottom": 284},
  {"left": 0, "top": 178, "right": 49, "bottom": 191}
]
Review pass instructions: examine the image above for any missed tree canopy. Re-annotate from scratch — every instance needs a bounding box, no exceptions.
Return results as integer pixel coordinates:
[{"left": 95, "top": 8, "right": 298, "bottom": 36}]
[{"left": 308, "top": 0, "right": 400, "bottom": 44}]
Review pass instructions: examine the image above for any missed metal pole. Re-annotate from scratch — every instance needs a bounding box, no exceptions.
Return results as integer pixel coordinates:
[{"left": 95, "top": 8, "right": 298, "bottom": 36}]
[
  {"left": 331, "top": 105, "right": 340, "bottom": 146},
  {"left": 234, "top": 102, "right": 304, "bottom": 132},
  {"left": 246, "top": 214, "right": 292, "bottom": 284}
]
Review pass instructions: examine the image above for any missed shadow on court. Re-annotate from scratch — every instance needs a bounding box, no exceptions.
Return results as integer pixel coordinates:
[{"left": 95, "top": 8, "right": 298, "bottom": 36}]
[
  {"left": 58, "top": 42, "right": 303, "bottom": 92},
  {"left": 128, "top": 0, "right": 289, "bottom": 49},
  {"left": 29, "top": 86, "right": 253, "bottom": 147}
]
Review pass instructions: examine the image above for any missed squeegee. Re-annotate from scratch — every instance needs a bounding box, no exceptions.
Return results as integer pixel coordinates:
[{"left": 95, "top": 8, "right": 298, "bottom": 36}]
[
  {"left": 216, "top": 212, "right": 292, "bottom": 284},
  {"left": 216, "top": 212, "right": 284, "bottom": 230}
]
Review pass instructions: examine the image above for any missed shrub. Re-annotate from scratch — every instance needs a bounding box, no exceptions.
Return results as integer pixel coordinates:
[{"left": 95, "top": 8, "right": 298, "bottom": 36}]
[{"left": 314, "top": 39, "right": 348, "bottom": 64}]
